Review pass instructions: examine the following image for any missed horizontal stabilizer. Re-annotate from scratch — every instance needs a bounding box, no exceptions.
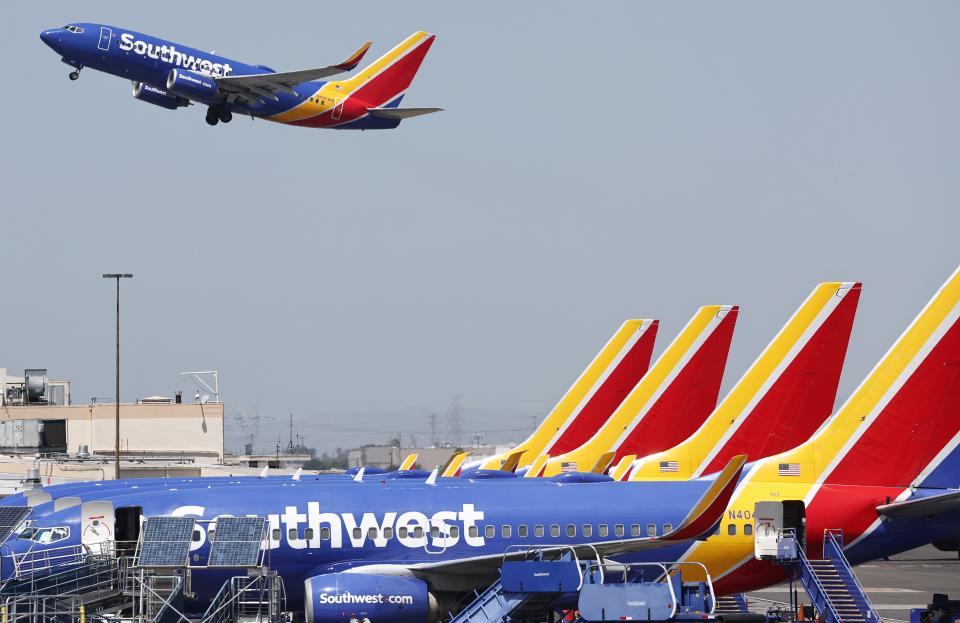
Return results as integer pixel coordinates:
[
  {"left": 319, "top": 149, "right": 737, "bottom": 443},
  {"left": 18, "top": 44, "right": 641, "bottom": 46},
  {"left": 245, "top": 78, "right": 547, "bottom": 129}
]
[
  {"left": 367, "top": 107, "right": 443, "bottom": 120},
  {"left": 876, "top": 490, "right": 960, "bottom": 519},
  {"left": 590, "top": 452, "right": 616, "bottom": 474},
  {"left": 500, "top": 449, "right": 526, "bottom": 473}
]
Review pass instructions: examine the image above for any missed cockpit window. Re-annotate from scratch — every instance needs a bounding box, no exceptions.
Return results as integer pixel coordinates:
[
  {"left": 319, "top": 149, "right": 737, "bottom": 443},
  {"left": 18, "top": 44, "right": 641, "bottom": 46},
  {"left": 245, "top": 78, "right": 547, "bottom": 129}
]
[
  {"left": 19, "top": 526, "right": 70, "bottom": 544},
  {"left": 62, "top": 26, "right": 84, "bottom": 34}
]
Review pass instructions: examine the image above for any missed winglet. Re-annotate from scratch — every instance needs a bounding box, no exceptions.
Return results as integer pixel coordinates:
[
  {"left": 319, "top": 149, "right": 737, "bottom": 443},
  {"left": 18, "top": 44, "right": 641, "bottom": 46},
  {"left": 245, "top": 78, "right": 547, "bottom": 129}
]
[
  {"left": 609, "top": 455, "right": 637, "bottom": 481},
  {"left": 523, "top": 454, "right": 550, "bottom": 478},
  {"left": 335, "top": 41, "right": 373, "bottom": 71},
  {"left": 353, "top": 467, "right": 365, "bottom": 482},
  {"left": 258, "top": 466, "right": 269, "bottom": 479},
  {"left": 664, "top": 454, "right": 747, "bottom": 542},
  {"left": 590, "top": 452, "right": 617, "bottom": 474},
  {"left": 500, "top": 449, "right": 527, "bottom": 473},
  {"left": 441, "top": 451, "right": 470, "bottom": 478},
  {"left": 425, "top": 467, "right": 439, "bottom": 486},
  {"left": 399, "top": 453, "right": 419, "bottom": 471},
  {"left": 291, "top": 467, "right": 302, "bottom": 481}
]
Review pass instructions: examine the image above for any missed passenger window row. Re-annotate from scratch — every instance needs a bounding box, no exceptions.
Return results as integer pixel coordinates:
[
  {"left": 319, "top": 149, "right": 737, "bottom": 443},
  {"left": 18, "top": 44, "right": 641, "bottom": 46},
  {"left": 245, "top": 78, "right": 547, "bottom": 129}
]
[
  {"left": 726, "top": 524, "right": 754, "bottom": 536},
  {"left": 270, "top": 521, "right": 675, "bottom": 542}
]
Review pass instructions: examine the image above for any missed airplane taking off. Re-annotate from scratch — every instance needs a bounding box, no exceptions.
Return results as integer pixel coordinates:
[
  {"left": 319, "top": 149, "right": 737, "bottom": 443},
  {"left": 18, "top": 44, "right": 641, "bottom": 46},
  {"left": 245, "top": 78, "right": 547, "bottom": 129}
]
[{"left": 39, "top": 24, "right": 439, "bottom": 128}]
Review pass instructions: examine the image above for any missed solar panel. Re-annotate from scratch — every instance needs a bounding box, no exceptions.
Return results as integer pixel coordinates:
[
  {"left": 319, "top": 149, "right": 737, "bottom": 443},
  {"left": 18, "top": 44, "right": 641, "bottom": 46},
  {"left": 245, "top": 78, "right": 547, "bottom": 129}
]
[
  {"left": 208, "top": 516, "right": 265, "bottom": 567},
  {"left": 0, "top": 507, "right": 31, "bottom": 543},
  {"left": 137, "top": 516, "right": 196, "bottom": 567}
]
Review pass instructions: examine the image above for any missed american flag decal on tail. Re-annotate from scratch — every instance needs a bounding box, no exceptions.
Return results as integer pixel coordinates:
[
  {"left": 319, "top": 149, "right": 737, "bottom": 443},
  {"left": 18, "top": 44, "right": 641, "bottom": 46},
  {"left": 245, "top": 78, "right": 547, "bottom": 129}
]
[
  {"left": 778, "top": 463, "right": 800, "bottom": 476},
  {"left": 659, "top": 461, "right": 679, "bottom": 473},
  {"left": 560, "top": 462, "right": 578, "bottom": 473}
]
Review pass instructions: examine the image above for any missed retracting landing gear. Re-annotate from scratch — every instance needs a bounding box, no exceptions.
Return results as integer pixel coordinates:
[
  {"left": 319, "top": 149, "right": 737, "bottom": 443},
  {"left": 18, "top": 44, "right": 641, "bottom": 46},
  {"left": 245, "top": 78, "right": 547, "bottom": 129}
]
[{"left": 206, "top": 106, "right": 233, "bottom": 126}]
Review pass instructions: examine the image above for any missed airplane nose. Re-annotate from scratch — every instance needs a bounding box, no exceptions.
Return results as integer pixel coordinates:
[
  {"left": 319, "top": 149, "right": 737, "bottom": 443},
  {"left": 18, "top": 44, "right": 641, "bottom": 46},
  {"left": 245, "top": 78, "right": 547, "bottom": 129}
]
[{"left": 40, "top": 30, "right": 59, "bottom": 49}]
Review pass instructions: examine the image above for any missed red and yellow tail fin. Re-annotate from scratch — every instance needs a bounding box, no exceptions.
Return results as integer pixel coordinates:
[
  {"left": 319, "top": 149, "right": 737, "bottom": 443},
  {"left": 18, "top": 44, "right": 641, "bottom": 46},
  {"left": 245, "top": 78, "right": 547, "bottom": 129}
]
[
  {"left": 337, "top": 32, "right": 435, "bottom": 107},
  {"left": 440, "top": 451, "right": 470, "bottom": 478},
  {"left": 398, "top": 453, "right": 418, "bottom": 471},
  {"left": 480, "top": 319, "right": 658, "bottom": 470},
  {"left": 608, "top": 454, "right": 637, "bottom": 481},
  {"left": 523, "top": 454, "right": 550, "bottom": 478},
  {"left": 541, "top": 305, "right": 737, "bottom": 477},
  {"left": 631, "top": 282, "right": 861, "bottom": 481},
  {"left": 753, "top": 266, "right": 960, "bottom": 490}
]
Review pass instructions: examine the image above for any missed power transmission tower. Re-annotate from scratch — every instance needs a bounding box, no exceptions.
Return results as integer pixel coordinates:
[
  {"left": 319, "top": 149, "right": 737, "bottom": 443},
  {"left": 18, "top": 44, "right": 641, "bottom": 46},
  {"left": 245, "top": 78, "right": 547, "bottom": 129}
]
[{"left": 447, "top": 395, "right": 464, "bottom": 447}]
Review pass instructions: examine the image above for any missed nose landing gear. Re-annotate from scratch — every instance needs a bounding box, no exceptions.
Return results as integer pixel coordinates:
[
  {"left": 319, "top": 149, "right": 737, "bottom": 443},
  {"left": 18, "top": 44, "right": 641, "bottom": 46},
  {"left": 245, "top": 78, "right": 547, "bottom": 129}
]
[
  {"left": 68, "top": 67, "right": 81, "bottom": 81},
  {"left": 205, "top": 106, "right": 233, "bottom": 126}
]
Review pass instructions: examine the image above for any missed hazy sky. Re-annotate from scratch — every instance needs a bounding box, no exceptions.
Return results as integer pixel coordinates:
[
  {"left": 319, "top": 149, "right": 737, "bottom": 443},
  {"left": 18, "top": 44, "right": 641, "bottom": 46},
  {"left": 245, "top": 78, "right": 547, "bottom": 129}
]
[{"left": 4, "top": 3, "right": 958, "bottom": 453}]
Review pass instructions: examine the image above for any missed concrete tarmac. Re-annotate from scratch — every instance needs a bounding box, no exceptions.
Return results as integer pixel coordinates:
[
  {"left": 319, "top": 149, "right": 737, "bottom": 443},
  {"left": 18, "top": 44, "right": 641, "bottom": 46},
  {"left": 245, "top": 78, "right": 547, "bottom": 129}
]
[{"left": 745, "top": 545, "right": 959, "bottom": 621}]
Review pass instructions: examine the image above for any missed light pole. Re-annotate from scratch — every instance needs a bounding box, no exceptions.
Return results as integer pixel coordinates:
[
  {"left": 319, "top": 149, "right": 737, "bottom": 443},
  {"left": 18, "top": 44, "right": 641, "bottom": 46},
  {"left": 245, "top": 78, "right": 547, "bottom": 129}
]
[{"left": 103, "top": 273, "right": 132, "bottom": 479}]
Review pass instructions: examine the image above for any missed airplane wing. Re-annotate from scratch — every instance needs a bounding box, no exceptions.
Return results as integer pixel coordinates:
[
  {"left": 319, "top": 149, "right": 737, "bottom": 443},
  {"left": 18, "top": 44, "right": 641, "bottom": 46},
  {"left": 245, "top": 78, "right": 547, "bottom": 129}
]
[
  {"left": 367, "top": 107, "right": 443, "bottom": 120},
  {"left": 876, "top": 489, "right": 960, "bottom": 519},
  {"left": 407, "top": 455, "right": 746, "bottom": 587},
  {"left": 215, "top": 41, "right": 372, "bottom": 103}
]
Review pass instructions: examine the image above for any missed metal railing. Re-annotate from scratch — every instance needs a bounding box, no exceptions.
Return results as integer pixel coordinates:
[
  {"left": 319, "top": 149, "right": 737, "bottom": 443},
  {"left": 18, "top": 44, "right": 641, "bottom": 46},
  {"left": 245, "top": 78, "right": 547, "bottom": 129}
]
[{"left": 202, "top": 572, "right": 285, "bottom": 623}]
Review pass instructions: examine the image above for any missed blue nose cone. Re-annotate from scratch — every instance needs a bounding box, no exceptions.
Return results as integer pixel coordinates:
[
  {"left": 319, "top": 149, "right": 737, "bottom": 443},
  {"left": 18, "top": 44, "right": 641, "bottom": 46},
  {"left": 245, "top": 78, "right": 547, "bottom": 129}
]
[{"left": 40, "top": 29, "right": 59, "bottom": 50}]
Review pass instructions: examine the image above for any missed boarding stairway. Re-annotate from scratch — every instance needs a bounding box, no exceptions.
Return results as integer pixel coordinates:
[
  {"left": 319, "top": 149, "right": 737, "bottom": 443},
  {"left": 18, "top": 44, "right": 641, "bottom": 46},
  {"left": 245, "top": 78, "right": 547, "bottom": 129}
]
[
  {"left": 764, "top": 529, "right": 879, "bottom": 623},
  {"left": 0, "top": 545, "right": 134, "bottom": 621},
  {"left": 714, "top": 594, "right": 750, "bottom": 615},
  {"left": 447, "top": 546, "right": 717, "bottom": 623}
]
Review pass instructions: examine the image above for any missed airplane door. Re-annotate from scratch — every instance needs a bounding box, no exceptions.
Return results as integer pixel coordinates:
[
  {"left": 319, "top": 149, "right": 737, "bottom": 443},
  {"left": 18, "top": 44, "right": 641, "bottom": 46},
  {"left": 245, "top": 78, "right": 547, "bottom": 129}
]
[
  {"left": 331, "top": 99, "right": 344, "bottom": 120},
  {"left": 98, "top": 27, "right": 112, "bottom": 51},
  {"left": 80, "top": 501, "right": 115, "bottom": 554}
]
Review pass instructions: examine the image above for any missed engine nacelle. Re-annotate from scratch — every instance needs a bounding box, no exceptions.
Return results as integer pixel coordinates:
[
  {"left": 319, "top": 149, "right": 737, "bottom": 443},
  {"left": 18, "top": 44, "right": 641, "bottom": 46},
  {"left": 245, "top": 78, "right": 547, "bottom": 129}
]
[
  {"left": 132, "top": 82, "right": 188, "bottom": 110},
  {"left": 165, "top": 69, "right": 218, "bottom": 102},
  {"left": 305, "top": 573, "right": 437, "bottom": 623}
]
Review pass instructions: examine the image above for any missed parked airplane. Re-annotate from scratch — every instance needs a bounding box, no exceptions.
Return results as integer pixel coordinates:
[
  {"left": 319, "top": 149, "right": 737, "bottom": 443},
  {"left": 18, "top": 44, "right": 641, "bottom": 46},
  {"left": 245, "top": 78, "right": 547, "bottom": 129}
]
[
  {"left": 635, "top": 265, "right": 960, "bottom": 593},
  {"left": 39, "top": 24, "right": 439, "bottom": 128},
  {"left": 470, "top": 319, "right": 659, "bottom": 472},
  {"left": 627, "top": 282, "right": 861, "bottom": 481},
  {"left": 0, "top": 455, "right": 748, "bottom": 621},
  {"left": 533, "top": 305, "right": 739, "bottom": 477}
]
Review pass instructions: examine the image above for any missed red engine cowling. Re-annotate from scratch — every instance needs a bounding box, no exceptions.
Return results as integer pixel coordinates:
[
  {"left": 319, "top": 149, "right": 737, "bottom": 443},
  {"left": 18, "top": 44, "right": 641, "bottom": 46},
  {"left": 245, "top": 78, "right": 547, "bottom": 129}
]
[{"left": 132, "top": 82, "right": 189, "bottom": 110}]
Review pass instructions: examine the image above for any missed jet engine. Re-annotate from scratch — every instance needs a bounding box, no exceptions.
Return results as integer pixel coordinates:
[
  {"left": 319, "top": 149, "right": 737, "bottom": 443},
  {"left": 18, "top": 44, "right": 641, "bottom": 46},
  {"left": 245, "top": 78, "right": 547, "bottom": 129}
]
[
  {"left": 165, "top": 68, "right": 218, "bottom": 102},
  {"left": 305, "top": 573, "right": 439, "bottom": 623},
  {"left": 132, "top": 82, "right": 188, "bottom": 110}
]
